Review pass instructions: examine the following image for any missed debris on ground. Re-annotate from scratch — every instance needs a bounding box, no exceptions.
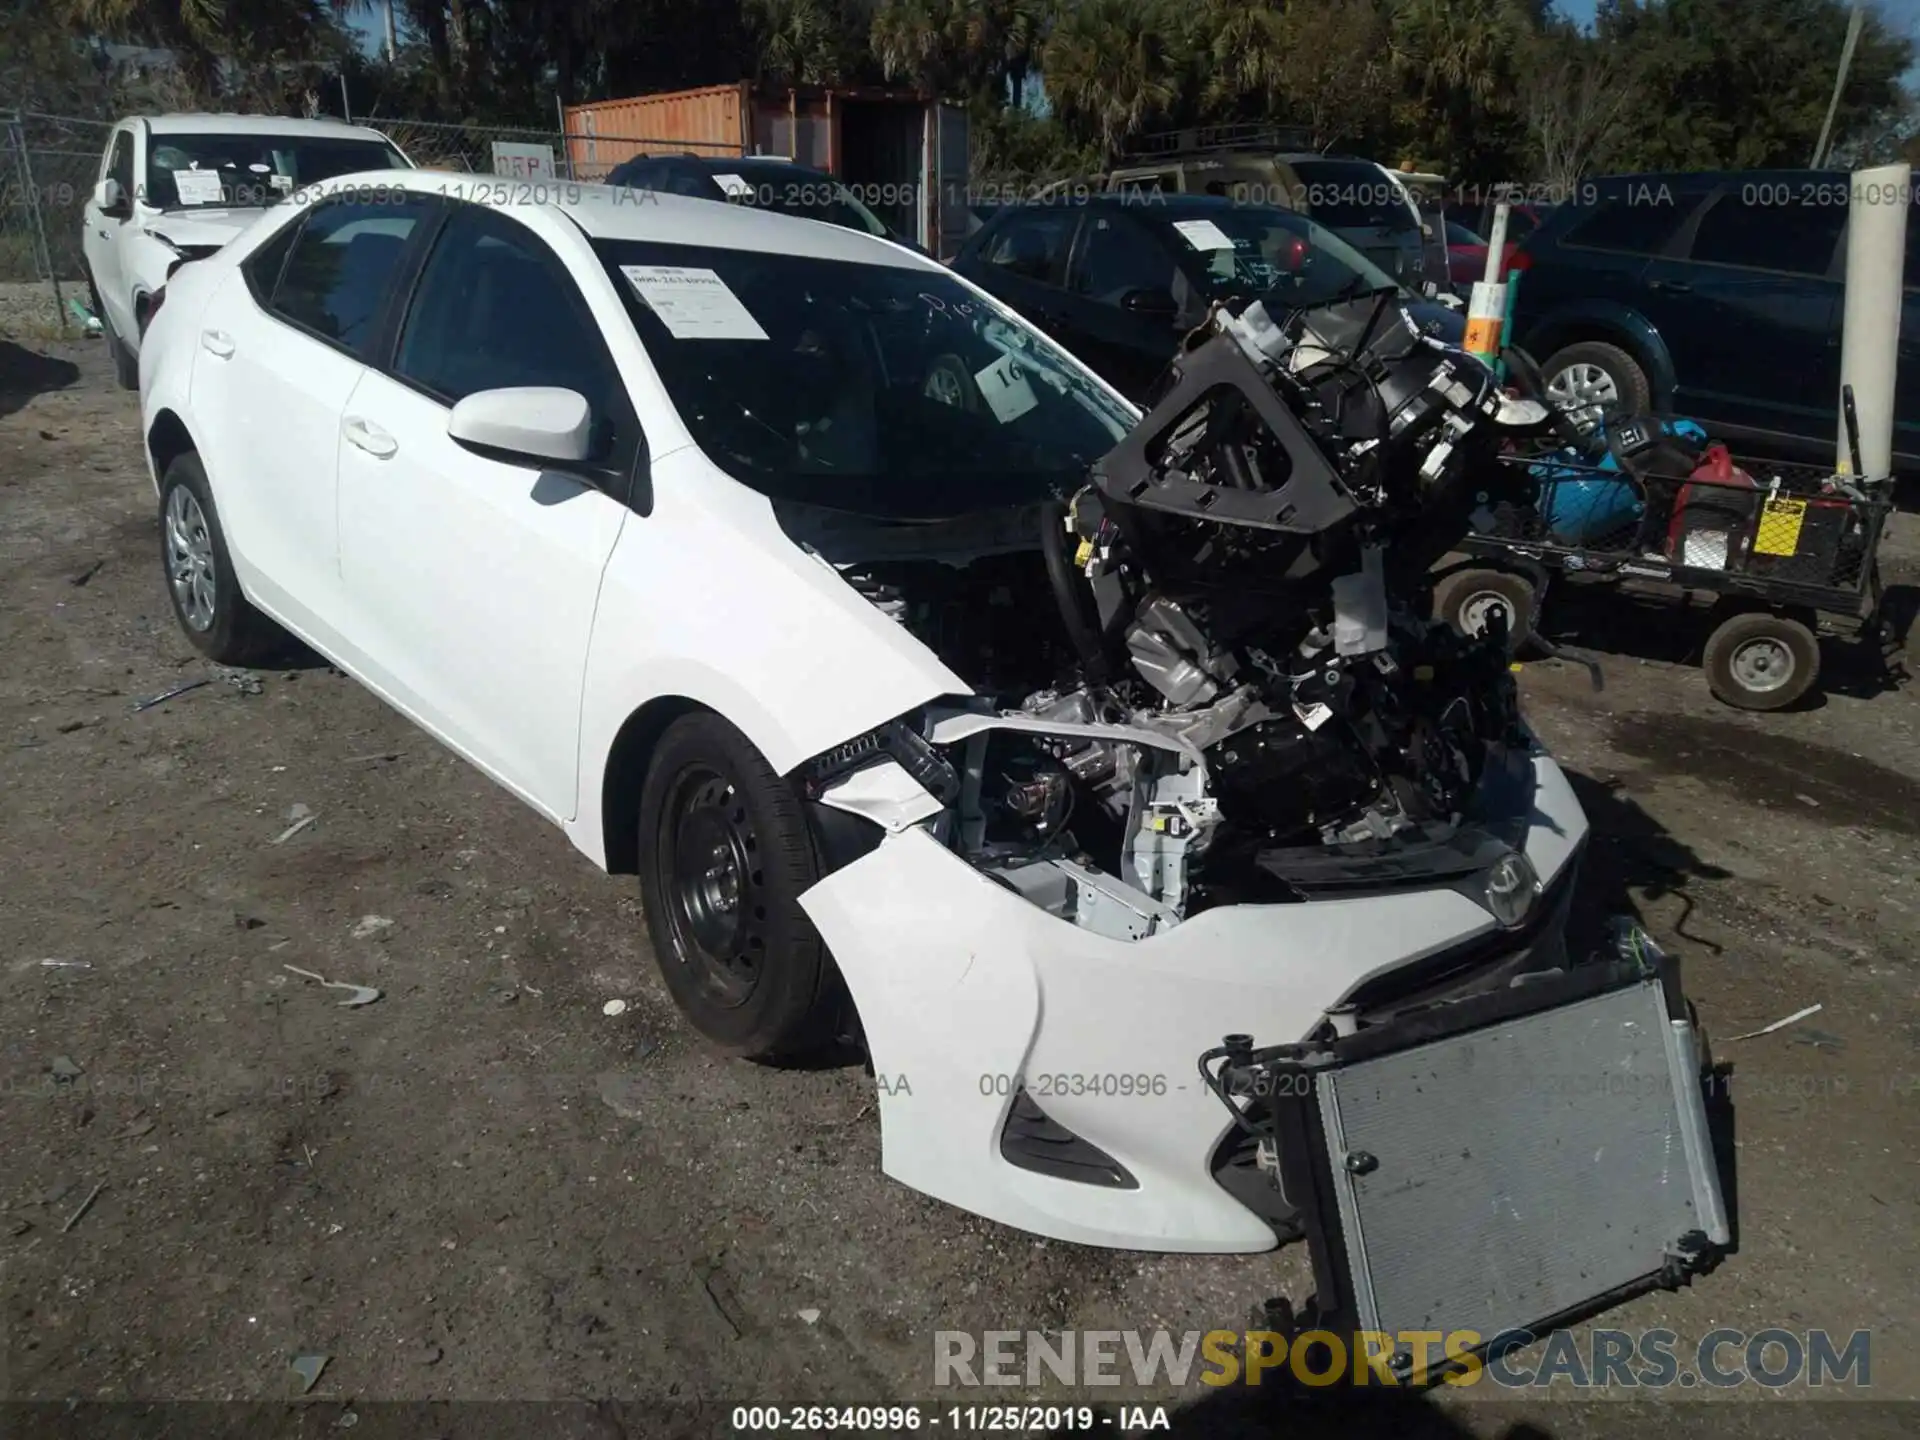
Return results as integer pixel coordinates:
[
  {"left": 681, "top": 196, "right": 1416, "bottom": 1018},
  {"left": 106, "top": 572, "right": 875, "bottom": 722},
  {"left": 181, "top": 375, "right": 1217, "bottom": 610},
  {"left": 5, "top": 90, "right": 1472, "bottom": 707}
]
[
  {"left": 699, "top": 1264, "right": 746, "bottom": 1339},
  {"left": 289, "top": 1353, "right": 328, "bottom": 1394},
  {"left": 131, "top": 677, "right": 210, "bottom": 713},
  {"left": 68, "top": 559, "right": 104, "bottom": 587},
  {"left": 798, "top": 1308, "right": 821, "bottom": 1326},
  {"left": 283, "top": 964, "right": 383, "bottom": 1008},
  {"left": 602, "top": 999, "right": 628, "bottom": 1017},
  {"left": 39, "top": 959, "right": 90, "bottom": 970},
  {"left": 210, "top": 664, "right": 263, "bottom": 696},
  {"left": 117, "top": 1115, "right": 155, "bottom": 1140},
  {"left": 7, "top": 1218, "right": 30, "bottom": 1238},
  {"left": 1726, "top": 1003, "right": 1824, "bottom": 1042},
  {"left": 344, "top": 751, "right": 404, "bottom": 765},
  {"left": 350, "top": 914, "right": 394, "bottom": 941},
  {"left": 1791, "top": 1027, "right": 1846, "bottom": 1052},
  {"left": 60, "top": 1181, "right": 104, "bottom": 1234},
  {"left": 55, "top": 718, "right": 87, "bottom": 733},
  {"left": 272, "top": 804, "right": 318, "bottom": 845},
  {"left": 417, "top": 1344, "right": 443, "bottom": 1367},
  {"left": 48, "top": 1055, "right": 83, "bottom": 1083}
]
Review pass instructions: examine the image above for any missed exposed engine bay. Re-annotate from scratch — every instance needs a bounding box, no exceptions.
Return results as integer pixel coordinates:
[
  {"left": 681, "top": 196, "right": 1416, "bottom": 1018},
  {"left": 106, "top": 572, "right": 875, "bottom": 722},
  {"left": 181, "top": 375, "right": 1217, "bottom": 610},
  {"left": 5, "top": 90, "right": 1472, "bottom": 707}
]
[{"left": 790, "top": 289, "right": 1559, "bottom": 935}]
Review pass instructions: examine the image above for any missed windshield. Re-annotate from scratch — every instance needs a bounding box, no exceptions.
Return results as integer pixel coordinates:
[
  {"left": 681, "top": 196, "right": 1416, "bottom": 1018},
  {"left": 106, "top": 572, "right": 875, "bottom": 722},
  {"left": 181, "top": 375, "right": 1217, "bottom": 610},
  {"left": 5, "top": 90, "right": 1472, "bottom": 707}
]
[
  {"left": 595, "top": 240, "right": 1134, "bottom": 519},
  {"left": 1287, "top": 160, "right": 1418, "bottom": 232},
  {"left": 1152, "top": 207, "right": 1403, "bottom": 309},
  {"left": 145, "top": 134, "right": 409, "bottom": 211}
]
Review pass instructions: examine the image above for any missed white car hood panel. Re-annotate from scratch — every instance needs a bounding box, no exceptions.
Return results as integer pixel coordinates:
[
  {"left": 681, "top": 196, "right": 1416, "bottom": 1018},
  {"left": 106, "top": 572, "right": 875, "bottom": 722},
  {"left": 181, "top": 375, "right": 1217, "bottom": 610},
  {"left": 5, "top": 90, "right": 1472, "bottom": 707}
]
[{"left": 143, "top": 209, "right": 265, "bottom": 249}]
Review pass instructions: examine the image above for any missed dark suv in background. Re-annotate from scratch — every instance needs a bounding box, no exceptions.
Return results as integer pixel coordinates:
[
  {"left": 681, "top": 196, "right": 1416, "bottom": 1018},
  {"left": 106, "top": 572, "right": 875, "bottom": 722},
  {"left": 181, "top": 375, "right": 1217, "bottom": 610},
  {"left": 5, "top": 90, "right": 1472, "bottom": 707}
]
[
  {"left": 952, "top": 194, "right": 1464, "bottom": 402},
  {"left": 1510, "top": 170, "right": 1920, "bottom": 466}
]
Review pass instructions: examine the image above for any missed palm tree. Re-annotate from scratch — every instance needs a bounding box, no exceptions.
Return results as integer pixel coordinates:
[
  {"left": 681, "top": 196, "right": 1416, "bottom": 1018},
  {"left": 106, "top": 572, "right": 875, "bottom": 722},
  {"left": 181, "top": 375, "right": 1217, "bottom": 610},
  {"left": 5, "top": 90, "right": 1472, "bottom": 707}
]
[
  {"left": 56, "top": 0, "right": 367, "bottom": 99},
  {"left": 1042, "top": 0, "right": 1181, "bottom": 162},
  {"left": 751, "top": 0, "right": 845, "bottom": 84}
]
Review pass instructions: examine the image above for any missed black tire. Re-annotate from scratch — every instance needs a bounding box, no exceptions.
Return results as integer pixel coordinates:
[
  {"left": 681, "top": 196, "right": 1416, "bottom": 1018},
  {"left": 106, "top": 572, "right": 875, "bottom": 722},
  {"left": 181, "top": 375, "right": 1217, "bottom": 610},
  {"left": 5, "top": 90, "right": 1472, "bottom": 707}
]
[
  {"left": 637, "top": 712, "right": 847, "bottom": 1061},
  {"left": 157, "top": 452, "right": 285, "bottom": 665},
  {"left": 1703, "top": 610, "right": 1819, "bottom": 711},
  {"left": 1433, "top": 567, "right": 1536, "bottom": 652},
  {"left": 1540, "top": 339, "right": 1651, "bottom": 429}
]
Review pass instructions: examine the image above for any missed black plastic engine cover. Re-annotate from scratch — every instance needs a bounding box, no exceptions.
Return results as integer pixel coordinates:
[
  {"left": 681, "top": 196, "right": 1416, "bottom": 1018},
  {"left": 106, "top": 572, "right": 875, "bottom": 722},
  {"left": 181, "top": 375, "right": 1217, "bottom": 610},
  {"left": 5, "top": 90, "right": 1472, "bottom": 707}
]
[{"left": 1209, "top": 716, "right": 1376, "bottom": 842}]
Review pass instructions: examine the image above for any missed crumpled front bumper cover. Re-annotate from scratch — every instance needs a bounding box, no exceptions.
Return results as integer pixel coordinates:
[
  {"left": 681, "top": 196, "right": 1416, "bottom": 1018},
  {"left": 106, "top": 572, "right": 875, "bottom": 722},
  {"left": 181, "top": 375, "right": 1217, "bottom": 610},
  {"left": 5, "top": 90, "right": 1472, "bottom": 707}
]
[{"left": 1199, "top": 939, "right": 1730, "bottom": 1380}]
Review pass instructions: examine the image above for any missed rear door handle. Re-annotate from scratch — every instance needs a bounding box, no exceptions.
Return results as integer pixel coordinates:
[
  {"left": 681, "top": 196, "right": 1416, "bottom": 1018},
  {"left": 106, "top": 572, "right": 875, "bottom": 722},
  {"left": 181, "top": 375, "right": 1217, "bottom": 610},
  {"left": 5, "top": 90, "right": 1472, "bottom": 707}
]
[
  {"left": 342, "top": 415, "right": 398, "bottom": 459},
  {"left": 1649, "top": 278, "right": 1692, "bottom": 293},
  {"left": 200, "top": 329, "right": 234, "bottom": 358}
]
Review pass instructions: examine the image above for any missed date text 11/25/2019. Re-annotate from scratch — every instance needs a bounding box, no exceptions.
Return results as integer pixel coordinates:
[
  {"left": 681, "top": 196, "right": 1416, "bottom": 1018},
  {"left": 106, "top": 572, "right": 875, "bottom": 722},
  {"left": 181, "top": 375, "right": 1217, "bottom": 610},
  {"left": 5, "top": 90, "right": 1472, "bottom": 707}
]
[{"left": 728, "top": 1403, "right": 1171, "bottom": 1432}]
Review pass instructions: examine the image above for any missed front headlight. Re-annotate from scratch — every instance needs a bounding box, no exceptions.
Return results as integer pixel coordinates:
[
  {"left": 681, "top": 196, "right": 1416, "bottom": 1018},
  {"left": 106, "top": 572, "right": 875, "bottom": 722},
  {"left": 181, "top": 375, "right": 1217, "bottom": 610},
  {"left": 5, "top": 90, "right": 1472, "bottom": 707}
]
[{"left": 1484, "top": 849, "right": 1541, "bottom": 929}]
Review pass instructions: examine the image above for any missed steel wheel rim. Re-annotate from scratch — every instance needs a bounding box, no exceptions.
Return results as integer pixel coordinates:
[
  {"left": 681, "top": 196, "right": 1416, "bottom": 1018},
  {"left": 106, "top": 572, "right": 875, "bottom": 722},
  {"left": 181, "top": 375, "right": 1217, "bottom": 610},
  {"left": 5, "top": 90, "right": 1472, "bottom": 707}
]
[
  {"left": 1459, "top": 590, "right": 1514, "bottom": 637},
  {"left": 659, "top": 764, "right": 767, "bottom": 1008},
  {"left": 164, "top": 486, "right": 218, "bottom": 633},
  {"left": 1546, "top": 361, "right": 1619, "bottom": 433},
  {"left": 1729, "top": 635, "right": 1795, "bottom": 694}
]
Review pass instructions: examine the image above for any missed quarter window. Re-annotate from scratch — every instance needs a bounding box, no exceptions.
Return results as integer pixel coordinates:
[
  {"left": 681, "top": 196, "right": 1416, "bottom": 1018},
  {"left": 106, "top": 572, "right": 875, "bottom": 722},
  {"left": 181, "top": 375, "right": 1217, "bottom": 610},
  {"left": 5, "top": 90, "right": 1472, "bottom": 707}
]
[{"left": 1561, "top": 196, "right": 1695, "bottom": 255}]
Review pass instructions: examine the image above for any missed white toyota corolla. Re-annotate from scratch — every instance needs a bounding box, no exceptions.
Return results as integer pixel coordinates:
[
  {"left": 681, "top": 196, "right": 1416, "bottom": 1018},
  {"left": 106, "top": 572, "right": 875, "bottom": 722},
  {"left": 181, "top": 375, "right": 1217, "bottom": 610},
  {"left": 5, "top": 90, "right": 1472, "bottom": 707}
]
[{"left": 139, "top": 171, "right": 1726, "bottom": 1358}]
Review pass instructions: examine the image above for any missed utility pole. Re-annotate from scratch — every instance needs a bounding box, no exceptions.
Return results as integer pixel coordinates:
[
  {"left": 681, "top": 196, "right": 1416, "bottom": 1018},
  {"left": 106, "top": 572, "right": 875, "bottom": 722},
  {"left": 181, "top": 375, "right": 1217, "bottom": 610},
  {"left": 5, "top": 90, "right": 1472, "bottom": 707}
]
[
  {"left": 383, "top": 0, "right": 398, "bottom": 62},
  {"left": 1812, "top": 0, "right": 1866, "bottom": 168}
]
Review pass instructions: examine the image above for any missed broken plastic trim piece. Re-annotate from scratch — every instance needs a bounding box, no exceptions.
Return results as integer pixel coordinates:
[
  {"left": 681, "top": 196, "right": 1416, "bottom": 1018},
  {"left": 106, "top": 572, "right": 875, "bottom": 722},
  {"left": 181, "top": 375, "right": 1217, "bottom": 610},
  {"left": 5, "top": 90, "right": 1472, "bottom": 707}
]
[{"left": 999, "top": 1088, "right": 1139, "bottom": 1189}]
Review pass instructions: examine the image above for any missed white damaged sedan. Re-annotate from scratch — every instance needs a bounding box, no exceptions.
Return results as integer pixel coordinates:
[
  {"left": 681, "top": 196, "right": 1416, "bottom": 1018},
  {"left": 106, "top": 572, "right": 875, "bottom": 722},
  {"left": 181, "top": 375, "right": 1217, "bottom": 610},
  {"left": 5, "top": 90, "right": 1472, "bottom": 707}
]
[{"left": 140, "top": 172, "right": 1728, "bottom": 1356}]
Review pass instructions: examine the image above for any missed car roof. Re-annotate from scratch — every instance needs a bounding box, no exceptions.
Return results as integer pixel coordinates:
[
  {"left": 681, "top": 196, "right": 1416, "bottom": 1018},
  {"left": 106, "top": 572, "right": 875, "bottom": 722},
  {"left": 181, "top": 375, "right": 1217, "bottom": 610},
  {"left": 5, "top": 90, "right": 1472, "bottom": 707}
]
[
  {"left": 999, "top": 193, "right": 1291, "bottom": 220},
  {"left": 312, "top": 168, "right": 940, "bottom": 268},
  {"left": 134, "top": 113, "right": 393, "bottom": 144},
  {"left": 624, "top": 154, "right": 835, "bottom": 182}
]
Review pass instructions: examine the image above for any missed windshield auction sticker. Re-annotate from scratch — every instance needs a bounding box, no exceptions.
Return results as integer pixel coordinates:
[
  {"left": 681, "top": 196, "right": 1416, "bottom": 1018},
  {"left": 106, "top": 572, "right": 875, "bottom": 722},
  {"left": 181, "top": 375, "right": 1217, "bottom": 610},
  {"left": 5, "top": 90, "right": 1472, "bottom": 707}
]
[
  {"left": 619, "top": 265, "right": 768, "bottom": 340},
  {"left": 973, "top": 352, "right": 1039, "bottom": 424},
  {"left": 1172, "top": 218, "right": 1234, "bottom": 251},
  {"left": 172, "top": 168, "right": 224, "bottom": 205}
]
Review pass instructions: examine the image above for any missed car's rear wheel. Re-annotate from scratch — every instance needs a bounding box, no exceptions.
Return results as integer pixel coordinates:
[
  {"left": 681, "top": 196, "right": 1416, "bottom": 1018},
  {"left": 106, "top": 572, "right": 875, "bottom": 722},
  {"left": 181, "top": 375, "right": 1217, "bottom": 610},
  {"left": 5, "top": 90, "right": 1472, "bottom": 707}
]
[
  {"left": 637, "top": 712, "right": 847, "bottom": 1061},
  {"left": 157, "top": 452, "right": 285, "bottom": 665},
  {"left": 1541, "top": 340, "right": 1650, "bottom": 433}
]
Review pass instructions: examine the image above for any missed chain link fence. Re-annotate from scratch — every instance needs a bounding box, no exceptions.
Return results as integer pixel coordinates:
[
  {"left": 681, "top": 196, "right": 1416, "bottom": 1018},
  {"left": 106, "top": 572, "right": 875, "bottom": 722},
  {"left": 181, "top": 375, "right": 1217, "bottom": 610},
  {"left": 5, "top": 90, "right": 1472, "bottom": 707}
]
[
  {"left": 2, "top": 111, "right": 113, "bottom": 337},
  {"left": 0, "top": 103, "right": 752, "bottom": 338}
]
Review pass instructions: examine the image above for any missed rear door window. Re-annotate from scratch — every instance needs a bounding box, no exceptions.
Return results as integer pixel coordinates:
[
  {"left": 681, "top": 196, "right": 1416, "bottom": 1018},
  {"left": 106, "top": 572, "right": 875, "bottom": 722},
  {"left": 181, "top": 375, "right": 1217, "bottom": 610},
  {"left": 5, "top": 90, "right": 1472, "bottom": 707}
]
[
  {"left": 266, "top": 195, "right": 434, "bottom": 355},
  {"left": 1688, "top": 193, "right": 1846, "bottom": 276}
]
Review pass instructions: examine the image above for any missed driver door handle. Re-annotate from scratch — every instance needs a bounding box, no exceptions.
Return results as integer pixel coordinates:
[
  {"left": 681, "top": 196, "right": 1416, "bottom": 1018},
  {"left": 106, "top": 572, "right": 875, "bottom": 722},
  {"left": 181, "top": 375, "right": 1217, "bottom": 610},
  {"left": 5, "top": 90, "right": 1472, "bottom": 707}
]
[
  {"left": 342, "top": 415, "right": 398, "bottom": 459},
  {"left": 200, "top": 329, "right": 234, "bottom": 358}
]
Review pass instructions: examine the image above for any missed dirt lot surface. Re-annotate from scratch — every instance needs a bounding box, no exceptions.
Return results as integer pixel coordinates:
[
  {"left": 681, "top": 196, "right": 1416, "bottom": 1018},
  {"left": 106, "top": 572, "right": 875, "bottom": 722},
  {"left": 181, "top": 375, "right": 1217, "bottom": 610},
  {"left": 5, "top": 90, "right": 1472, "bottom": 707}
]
[{"left": 3, "top": 337, "right": 1918, "bottom": 1439}]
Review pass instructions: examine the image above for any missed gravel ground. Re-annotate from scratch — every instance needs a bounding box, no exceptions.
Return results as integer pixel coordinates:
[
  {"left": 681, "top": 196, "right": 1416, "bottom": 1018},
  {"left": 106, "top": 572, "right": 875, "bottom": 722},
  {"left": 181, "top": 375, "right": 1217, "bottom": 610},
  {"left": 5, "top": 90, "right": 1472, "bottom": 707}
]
[{"left": 2, "top": 337, "right": 1918, "bottom": 1438}]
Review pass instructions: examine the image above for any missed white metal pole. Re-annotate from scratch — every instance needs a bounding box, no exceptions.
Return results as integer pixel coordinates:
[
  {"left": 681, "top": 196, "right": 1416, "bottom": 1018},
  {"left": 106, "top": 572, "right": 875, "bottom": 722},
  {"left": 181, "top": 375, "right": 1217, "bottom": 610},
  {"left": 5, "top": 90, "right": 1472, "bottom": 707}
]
[
  {"left": 1838, "top": 162, "right": 1909, "bottom": 480},
  {"left": 1482, "top": 200, "right": 1511, "bottom": 285},
  {"left": 384, "top": 1, "right": 398, "bottom": 62},
  {"left": 1813, "top": 1, "right": 1866, "bottom": 168}
]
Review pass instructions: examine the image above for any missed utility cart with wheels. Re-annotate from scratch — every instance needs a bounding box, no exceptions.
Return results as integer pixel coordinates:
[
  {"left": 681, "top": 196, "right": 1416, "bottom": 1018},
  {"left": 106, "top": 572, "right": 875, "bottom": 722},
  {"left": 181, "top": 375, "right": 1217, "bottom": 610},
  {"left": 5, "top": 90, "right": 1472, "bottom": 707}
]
[{"left": 1431, "top": 420, "right": 1892, "bottom": 711}]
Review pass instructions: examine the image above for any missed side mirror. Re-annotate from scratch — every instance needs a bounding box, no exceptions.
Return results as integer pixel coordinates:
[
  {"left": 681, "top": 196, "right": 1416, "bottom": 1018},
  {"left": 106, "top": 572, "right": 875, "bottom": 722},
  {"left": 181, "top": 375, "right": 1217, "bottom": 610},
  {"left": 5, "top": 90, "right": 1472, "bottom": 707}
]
[
  {"left": 448, "top": 387, "right": 592, "bottom": 466},
  {"left": 1120, "top": 288, "right": 1178, "bottom": 318},
  {"left": 96, "top": 178, "right": 129, "bottom": 218}
]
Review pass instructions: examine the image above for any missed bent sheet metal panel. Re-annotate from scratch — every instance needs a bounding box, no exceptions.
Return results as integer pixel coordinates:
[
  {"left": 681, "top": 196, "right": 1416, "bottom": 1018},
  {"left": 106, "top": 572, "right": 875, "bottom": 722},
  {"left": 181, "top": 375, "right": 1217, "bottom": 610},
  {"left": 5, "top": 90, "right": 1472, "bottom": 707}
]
[{"left": 799, "top": 825, "right": 1504, "bottom": 1251}]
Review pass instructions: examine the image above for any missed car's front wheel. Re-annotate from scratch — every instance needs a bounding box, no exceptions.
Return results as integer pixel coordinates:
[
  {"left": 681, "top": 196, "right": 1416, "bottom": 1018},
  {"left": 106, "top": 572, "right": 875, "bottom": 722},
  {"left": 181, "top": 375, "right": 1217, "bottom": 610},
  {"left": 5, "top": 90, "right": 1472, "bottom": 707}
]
[
  {"left": 157, "top": 452, "right": 284, "bottom": 665},
  {"left": 637, "top": 712, "right": 848, "bottom": 1061}
]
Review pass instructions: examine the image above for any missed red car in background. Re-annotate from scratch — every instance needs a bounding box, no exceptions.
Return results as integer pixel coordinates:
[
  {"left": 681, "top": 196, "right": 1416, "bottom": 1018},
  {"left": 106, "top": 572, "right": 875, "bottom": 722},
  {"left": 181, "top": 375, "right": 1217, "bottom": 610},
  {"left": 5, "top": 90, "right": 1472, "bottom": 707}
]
[
  {"left": 1446, "top": 202, "right": 1547, "bottom": 290},
  {"left": 1446, "top": 219, "right": 1520, "bottom": 288}
]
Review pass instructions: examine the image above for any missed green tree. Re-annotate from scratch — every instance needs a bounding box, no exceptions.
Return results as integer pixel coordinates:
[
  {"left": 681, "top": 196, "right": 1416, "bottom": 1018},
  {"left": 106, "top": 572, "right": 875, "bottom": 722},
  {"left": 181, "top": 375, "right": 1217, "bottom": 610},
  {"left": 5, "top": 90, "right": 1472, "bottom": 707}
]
[
  {"left": 1041, "top": 0, "right": 1182, "bottom": 162},
  {"left": 1596, "top": 0, "right": 1913, "bottom": 170},
  {"left": 52, "top": 0, "right": 365, "bottom": 101}
]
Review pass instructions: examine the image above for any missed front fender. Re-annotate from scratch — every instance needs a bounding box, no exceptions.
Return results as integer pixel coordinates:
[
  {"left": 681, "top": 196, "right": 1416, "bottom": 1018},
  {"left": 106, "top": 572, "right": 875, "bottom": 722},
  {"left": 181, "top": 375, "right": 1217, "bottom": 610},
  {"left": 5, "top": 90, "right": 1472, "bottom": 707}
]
[
  {"left": 1519, "top": 300, "right": 1677, "bottom": 408},
  {"left": 564, "top": 447, "right": 971, "bottom": 869}
]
